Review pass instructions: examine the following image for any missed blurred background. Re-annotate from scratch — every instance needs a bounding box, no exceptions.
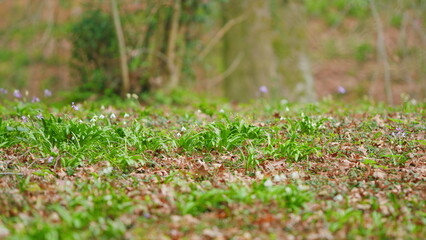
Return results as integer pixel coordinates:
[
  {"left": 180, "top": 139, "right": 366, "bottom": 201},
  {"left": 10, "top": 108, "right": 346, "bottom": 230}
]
[{"left": 0, "top": 0, "right": 425, "bottom": 104}]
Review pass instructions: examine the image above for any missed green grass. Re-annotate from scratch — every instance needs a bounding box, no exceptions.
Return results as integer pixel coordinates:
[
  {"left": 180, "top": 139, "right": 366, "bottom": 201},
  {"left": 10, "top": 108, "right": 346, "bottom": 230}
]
[{"left": 0, "top": 94, "right": 425, "bottom": 239}]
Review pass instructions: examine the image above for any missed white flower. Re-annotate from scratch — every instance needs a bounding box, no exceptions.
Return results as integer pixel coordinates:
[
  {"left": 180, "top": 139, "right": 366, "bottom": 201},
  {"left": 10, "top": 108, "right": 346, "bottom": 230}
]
[
  {"left": 110, "top": 113, "right": 116, "bottom": 119},
  {"left": 101, "top": 105, "right": 105, "bottom": 110},
  {"left": 273, "top": 174, "right": 287, "bottom": 182},
  {"left": 181, "top": 126, "right": 187, "bottom": 132},
  {"left": 176, "top": 132, "right": 182, "bottom": 137},
  {"left": 99, "top": 114, "right": 105, "bottom": 119},
  {"left": 123, "top": 113, "right": 130, "bottom": 118},
  {"left": 90, "top": 116, "right": 98, "bottom": 122},
  {"left": 334, "top": 195, "right": 344, "bottom": 201},
  {"left": 290, "top": 171, "right": 300, "bottom": 179},
  {"left": 264, "top": 179, "right": 273, "bottom": 187},
  {"left": 219, "top": 109, "right": 225, "bottom": 113},
  {"left": 78, "top": 120, "right": 83, "bottom": 123}
]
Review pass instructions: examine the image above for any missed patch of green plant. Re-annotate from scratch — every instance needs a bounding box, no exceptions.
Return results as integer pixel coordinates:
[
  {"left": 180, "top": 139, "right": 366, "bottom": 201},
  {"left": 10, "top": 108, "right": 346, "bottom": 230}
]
[{"left": 177, "top": 181, "right": 312, "bottom": 215}]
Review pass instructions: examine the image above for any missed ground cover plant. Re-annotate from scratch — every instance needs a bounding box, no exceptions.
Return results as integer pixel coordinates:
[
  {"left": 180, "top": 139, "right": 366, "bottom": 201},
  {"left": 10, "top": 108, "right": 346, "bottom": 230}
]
[{"left": 0, "top": 93, "right": 425, "bottom": 239}]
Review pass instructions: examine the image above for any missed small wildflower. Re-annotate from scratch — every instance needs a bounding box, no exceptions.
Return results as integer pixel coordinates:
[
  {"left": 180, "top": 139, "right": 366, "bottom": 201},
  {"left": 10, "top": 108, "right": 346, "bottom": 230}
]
[
  {"left": 392, "top": 127, "right": 406, "bottom": 138},
  {"left": 131, "top": 93, "right": 138, "bottom": 99},
  {"left": 0, "top": 88, "right": 7, "bottom": 94},
  {"left": 13, "top": 90, "right": 22, "bottom": 98},
  {"left": 21, "top": 116, "right": 28, "bottom": 122},
  {"left": 71, "top": 102, "right": 79, "bottom": 111},
  {"left": 47, "top": 156, "right": 54, "bottom": 164},
  {"left": 219, "top": 109, "right": 225, "bottom": 113},
  {"left": 44, "top": 89, "right": 52, "bottom": 97},
  {"left": 264, "top": 179, "right": 273, "bottom": 187},
  {"left": 337, "top": 86, "right": 346, "bottom": 94},
  {"left": 110, "top": 113, "right": 116, "bottom": 119},
  {"left": 36, "top": 113, "right": 43, "bottom": 119},
  {"left": 101, "top": 105, "right": 105, "bottom": 110},
  {"left": 259, "top": 85, "right": 268, "bottom": 94},
  {"left": 334, "top": 194, "right": 344, "bottom": 201},
  {"left": 78, "top": 120, "right": 83, "bottom": 123},
  {"left": 273, "top": 174, "right": 287, "bottom": 182},
  {"left": 181, "top": 126, "right": 187, "bottom": 132},
  {"left": 99, "top": 114, "right": 105, "bottom": 119},
  {"left": 126, "top": 93, "right": 131, "bottom": 99},
  {"left": 176, "top": 132, "right": 181, "bottom": 138},
  {"left": 90, "top": 116, "right": 98, "bottom": 122},
  {"left": 32, "top": 97, "right": 40, "bottom": 103},
  {"left": 123, "top": 113, "right": 130, "bottom": 118}
]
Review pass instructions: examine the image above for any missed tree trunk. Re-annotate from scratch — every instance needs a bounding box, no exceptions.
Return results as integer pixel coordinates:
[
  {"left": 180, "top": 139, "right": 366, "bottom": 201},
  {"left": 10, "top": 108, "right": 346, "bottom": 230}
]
[{"left": 223, "top": 0, "right": 278, "bottom": 102}]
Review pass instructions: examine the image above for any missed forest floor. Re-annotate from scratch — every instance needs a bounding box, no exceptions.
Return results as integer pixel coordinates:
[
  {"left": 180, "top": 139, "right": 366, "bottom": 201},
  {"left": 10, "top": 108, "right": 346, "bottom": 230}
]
[{"left": 0, "top": 95, "right": 425, "bottom": 239}]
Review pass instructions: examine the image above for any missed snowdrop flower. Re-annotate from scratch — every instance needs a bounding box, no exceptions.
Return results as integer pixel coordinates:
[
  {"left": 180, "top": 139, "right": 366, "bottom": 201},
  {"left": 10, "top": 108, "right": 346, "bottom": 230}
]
[
  {"left": 90, "top": 116, "right": 98, "bottom": 122},
  {"left": 181, "top": 126, "right": 187, "bottom": 132},
  {"left": 176, "top": 132, "right": 181, "bottom": 138},
  {"left": 334, "top": 195, "right": 344, "bottom": 201},
  {"left": 78, "top": 120, "right": 83, "bottom": 123},
  {"left": 264, "top": 179, "right": 273, "bottom": 187},
  {"left": 337, "top": 86, "right": 346, "bottom": 94},
  {"left": 219, "top": 109, "right": 225, "bottom": 113},
  {"left": 71, "top": 102, "right": 79, "bottom": 111},
  {"left": 110, "top": 113, "right": 116, "bottom": 119},
  {"left": 259, "top": 85, "right": 268, "bottom": 94},
  {"left": 44, "top": 89, "right": 52, "bottom": 97},
  {"left": 273, "top": 174, "right": 287, "bottom": 182},
  {"left": 99, "top": 114, "right": 105, "bottom": 119},
  {"left": 32, "top": 97, "right": 40, "bottom": 103},
  {"left": 13, "top": 90, "right": 22, "bottom": 98},
  {"left": 123, "top": 113, "right": 130, "bottom": 118},
  {"left": 290, "top": 171, "right": 300, "bottom": 179}
]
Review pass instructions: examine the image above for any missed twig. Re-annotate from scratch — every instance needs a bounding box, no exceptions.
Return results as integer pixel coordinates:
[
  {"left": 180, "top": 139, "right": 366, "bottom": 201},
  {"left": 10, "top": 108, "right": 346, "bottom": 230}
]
[
  {"left": 198, "top": 15, "right": 246, "bottom": 60},
  {"left": 111, "top": 0, "right": 130, "bottom": 97},
  {"left": 204, "top": 52, "right": 244, "bottom": 89},
  {"left": 0, "top": 172, "right": 24, "bottom": 176}
]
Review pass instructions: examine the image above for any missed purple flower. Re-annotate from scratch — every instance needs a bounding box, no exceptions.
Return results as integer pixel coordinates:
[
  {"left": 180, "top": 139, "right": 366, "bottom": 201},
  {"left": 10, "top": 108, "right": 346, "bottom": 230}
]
[
  {"left": 13, "top": 90, "right": 22, "bottom": 98},
  {"left": 32, "top": 97, "right": 40, "bottom": 103},
  {"left": 47, "top": 156, "right": 54, "bottom": 164},
  {"left": 0, "top": 88, "right": 7, "bottom": 94},
  {"left": 36, "top": 113, "right": 43, "bottom": 119},
  {"left": 44, "top": 89, "right": 52, "bottom": 97},
  {"left": 392, "top": 127, "right": 406, "bottom": 138},
  {"left": 71, "top": 102, "right": 79, "bottom": 111},
  {"left": 337, "top": 86, "right": 346, "bottom": 94},
  {"left": 21, "top": 116, "right": 28, "bottom": 122},
  {"left": 259, "top": 85, "right": 268, "bottom": 94}
]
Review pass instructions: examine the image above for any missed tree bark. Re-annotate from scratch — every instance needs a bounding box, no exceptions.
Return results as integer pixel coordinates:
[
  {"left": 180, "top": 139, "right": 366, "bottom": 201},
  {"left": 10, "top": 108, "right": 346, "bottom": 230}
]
[
  {"left": 223, "top": 0, "right": 278, "bottom": 102},
  {"left": 111, "top": 0, "right": 130, "bottom": 97}
]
